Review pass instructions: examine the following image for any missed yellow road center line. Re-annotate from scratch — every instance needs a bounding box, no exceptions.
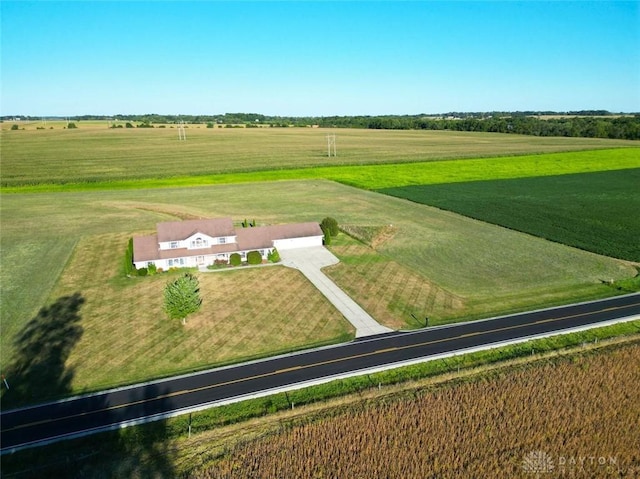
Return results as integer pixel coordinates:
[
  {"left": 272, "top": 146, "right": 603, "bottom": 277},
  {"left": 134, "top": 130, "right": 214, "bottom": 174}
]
[{"left": 5, "top": 301, "right": 639, "bottom": 433}]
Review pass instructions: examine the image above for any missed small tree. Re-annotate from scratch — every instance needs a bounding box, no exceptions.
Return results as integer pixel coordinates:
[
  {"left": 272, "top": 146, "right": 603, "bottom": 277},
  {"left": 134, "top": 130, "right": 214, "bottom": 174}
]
[
  {"left": 124, "top": 238, "right": 136, "bottom": 276},
  {"left": 321, "top": 217, "right": 339, "bottom": 237},
  {"left": 11, "top": 124, "right": 19, "bottom": 130},
  {"left": 267, "top": 248, "right": 280, "bottom": 263},
  {"left": 322, "top": 228, "right": 332, "bottom": 245},
  {"left": 164, "top": 273, "right": 202, "bottom": 325}
]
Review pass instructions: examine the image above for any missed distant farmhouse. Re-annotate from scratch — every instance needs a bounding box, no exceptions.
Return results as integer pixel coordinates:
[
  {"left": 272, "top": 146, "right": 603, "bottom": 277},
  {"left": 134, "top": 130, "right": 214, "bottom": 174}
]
[{"left": 133, "top": 217, "right": 324, "bottom": 270}]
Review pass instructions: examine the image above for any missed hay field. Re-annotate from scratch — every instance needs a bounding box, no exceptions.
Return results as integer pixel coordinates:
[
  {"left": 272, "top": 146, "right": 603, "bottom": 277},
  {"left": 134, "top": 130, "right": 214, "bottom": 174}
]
[
  {"left": 1, "top": 181, "right": 633, "bottom": 391},
  {"left": 2, "top": 126, "right": 637, "bottom": 187}
]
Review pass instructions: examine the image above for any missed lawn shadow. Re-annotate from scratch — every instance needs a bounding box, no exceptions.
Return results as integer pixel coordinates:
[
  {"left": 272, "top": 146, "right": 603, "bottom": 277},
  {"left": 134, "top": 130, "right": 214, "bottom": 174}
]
[{"left": 1, "top": 292, "right": 85, "bottom": 409}]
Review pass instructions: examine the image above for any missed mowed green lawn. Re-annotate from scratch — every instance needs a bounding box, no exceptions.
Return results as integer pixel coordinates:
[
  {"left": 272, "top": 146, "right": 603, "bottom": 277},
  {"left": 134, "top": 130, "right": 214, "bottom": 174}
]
[
  {"left": 380, "top": 168, "right": 640, "bottom": 262},
  {"left": 2, "top": 126, "right": 637, "bottom": 188},
  {"left": 40, "top": 233, "right": 352, "bottom": 396},
  {"left": 1, "top": 180, "right": 634, "bottom": 396}
]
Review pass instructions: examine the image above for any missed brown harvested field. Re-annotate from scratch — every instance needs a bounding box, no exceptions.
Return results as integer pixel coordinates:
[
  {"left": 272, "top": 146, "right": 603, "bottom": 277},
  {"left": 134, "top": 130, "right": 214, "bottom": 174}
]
[
  {"left": 201, "top": 342, "right": 640, "bottom": 479},
  {"left": 42, "top": 232, "right": 353, "bottom": 393}
]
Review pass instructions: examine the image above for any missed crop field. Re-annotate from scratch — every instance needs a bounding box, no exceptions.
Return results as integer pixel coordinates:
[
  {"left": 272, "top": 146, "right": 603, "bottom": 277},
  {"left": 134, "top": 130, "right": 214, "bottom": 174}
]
[
  {"left": 380, "top": 168, "right": 640, "bottom": 262},
  {"left": 204, "top": 342, "right": 640, "bottom": 478},
  {"left": 1, "top": 125, "right": 637, "bottom": 188},
  {"left": 1, "top": 180, "right": 633, "bottom": 395}
]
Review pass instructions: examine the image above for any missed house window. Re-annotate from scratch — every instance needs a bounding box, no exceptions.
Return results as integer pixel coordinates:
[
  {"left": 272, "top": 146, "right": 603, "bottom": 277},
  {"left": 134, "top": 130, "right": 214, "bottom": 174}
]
[
  {"left": 168, "top": 259, "right": 174, "bottom": 267},
  {"left": 170, "top": 242, "right": 179, "bottom": 249},
  {"left": 191, "top": 237, "right": 208, "bottom": 249},
  {"left": 219, "top": 237, "right": 226, "bottom": 244}
]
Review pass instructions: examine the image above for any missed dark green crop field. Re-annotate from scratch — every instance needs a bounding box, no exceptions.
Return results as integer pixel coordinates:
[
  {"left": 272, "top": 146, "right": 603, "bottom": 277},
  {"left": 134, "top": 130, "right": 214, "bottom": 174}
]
[{"left": 379, "top": 168, "right": 640, "bottom": 262}]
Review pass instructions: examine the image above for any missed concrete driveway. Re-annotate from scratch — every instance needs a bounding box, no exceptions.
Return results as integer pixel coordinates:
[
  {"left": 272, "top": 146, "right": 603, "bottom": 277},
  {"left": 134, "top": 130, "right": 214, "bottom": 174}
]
[{"left": 279, "top": 246, "right": 393, "bottom": 338}]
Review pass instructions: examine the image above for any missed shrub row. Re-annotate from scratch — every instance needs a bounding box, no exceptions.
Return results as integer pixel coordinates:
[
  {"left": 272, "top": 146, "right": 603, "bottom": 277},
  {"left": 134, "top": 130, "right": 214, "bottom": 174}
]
[{"left": 126, "top": 241, "right": 281, "bottom": 276}]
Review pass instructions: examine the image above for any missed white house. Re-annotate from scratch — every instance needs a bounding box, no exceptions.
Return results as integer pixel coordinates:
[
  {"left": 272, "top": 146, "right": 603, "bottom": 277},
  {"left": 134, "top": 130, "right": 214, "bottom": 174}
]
[{"left": 133, "top": 217, "right": 324, "bottom": 270}]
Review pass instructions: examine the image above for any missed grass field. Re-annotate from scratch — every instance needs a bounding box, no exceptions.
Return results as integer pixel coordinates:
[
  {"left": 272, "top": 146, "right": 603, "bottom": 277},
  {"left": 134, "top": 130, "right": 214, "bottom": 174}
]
[
  {"left": 326, "top": 234, "right": 465, "bottom": 329},
  {"left": 1, "top": 126, "right": 637, "bottom": 188},
  {"left": 380, "top": 168, "right": 640, "bottom": 262},
  {"left": 22, "top": 233, "right": 352, "bottom": 396},
  {"left": 1, "top": 180, "right": 633, "bottom": 395},
  {"left": 2, "top": 229, "right": 353, "bottom": 404}
]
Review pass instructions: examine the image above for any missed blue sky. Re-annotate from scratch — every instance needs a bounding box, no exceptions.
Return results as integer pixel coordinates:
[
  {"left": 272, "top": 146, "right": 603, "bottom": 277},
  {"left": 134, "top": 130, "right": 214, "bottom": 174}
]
[{"left": 2, "top": 1, "right": 639, "bottom": 116}]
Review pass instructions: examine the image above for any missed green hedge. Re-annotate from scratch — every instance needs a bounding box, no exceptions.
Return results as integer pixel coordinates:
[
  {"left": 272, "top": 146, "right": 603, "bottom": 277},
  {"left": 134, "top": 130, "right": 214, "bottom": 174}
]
[
  {"left": 230, "top": 253, "right": 242, "bottom": 266},
  {"left": 124, "top": 238, "right": 136, "bottom": 276},
  {"left": 247, "top": 251, "right": 262, "bottom": 265}
]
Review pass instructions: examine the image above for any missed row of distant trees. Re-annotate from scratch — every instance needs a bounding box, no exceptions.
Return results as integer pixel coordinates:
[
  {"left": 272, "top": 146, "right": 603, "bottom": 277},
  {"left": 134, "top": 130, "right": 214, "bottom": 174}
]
[{"left": 4, "top": 111, "right": 639, "bottom": 140}]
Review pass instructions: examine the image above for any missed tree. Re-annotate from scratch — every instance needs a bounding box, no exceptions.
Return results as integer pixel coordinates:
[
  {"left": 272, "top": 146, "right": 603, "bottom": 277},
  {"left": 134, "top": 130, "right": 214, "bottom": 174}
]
[
  {"left": 321, "top": 217, "right": 339, "bottom": 237},
  {"left": 164, "top": 273, "right": 202, "bottom": 325},
  {"left": 124, "top": 238, "right": 136, "bottom": 276}
]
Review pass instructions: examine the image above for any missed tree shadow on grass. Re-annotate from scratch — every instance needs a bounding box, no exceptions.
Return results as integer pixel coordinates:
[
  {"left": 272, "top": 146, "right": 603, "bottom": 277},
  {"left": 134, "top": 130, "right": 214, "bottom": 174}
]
[
  {"left": 1, "top": 292, "right": 84, "bottom": 409},
  {"left": 1, "top": 293, "right": 179, "bottom": 477}
]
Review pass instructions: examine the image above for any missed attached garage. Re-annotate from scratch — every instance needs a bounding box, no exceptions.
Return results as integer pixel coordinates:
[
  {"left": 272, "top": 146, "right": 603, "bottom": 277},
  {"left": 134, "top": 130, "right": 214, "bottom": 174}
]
[{"left": 274, "top": 234, "right": 324, "bottom": 250}]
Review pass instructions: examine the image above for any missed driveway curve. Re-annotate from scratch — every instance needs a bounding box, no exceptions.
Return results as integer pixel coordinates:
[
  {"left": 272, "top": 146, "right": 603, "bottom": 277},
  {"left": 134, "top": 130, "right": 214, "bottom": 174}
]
[{"left": 279, "top": 246, "right": 393, "bottom": 338}]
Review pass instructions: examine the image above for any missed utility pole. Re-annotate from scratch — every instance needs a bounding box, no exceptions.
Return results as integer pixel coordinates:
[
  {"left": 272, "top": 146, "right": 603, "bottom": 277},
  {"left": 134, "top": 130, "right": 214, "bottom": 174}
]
[{"left": 326, "top": 133, "right": 336, "bottom": 157}]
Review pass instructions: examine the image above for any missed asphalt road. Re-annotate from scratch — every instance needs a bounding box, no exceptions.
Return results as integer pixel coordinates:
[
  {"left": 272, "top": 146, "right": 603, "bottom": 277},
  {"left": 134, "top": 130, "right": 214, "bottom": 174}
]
[{"left": 2, "top": 293, "right": 639, "bottom": 453}]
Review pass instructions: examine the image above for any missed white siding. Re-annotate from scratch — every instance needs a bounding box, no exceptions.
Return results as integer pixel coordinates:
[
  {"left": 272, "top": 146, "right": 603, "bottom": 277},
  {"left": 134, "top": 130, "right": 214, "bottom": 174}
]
[
  {"left": 273, "top": 235, "right": 323, "bottom": 250},
  {"left": 158, "top": 233, "right": 237, "bottom": 251}
]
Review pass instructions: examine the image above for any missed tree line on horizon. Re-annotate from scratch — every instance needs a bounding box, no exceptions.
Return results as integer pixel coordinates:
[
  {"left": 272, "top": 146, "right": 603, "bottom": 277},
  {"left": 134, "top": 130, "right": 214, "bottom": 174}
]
[{"left": 3, "top": 111, "right": 639, "bottom": 140}]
